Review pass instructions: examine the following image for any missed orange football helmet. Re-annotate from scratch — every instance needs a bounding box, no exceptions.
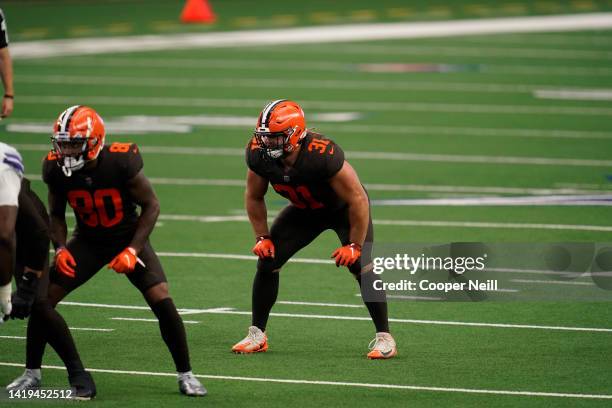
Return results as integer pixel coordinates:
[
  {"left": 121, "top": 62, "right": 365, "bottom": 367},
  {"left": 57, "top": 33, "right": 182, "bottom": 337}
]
[
  {"left": 51, "top": 105, "right": 105, "bottom": 176},
  {"left": 254, "top": 99, "right": 307, "bottom": 159}
]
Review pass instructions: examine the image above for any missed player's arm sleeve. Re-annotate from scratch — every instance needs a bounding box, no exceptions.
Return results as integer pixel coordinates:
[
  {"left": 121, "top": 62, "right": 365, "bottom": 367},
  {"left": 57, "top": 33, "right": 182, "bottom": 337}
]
[
  {"left": 0, "top": 9, "right": 8, "bottom": 49},
  {"left": 16, "top": 186, "right": 49, "bottom": 271},
  {"left": 125, "top": 144, "right": 144, "bottom": 180},
  {"left": 245, "top": 145, "right": 266, "bottom": 178},
  {"left": 324, "top": 141, "right": 345, "bottom": 179}
]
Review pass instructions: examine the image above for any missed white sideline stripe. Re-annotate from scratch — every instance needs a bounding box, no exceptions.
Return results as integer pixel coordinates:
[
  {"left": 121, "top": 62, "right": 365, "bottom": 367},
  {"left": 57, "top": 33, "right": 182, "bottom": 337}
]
[
  {"left": 374, "top": 294, "right": 443, "bottom": 301},
  {"left": 12, "top": 13, "right": 612, "bottom": 59},
  {"left": 22, "top": 171, "right": 612, "bottom": 195},
  {"left": 373, "top": 195, "right": 612, "bottom": 206},
  {"left": 110, "top": 317, "right": 199, "bottom": 324},
  {"left": 510, "top": 279, "right": 595, "bottom": 287},
  {"left": 26, "top": 57, "right": 612, "bottom": 78},
  {"left": 13, "top": 143, "right": 612, "bottom": 167},
  {"left": 278, "top": 301, "right": 363, "bottom": 308},
  {"left": 0, "top": 363, "right": 610, "bottom": 400},
  {"left": 535, "top": 89, "right": 612, "bottom": 101},
  {"left": 18, "top": 74, "right": 612, "bottom": 96},
  {"left": 56, "top": 300, "right": 612, "bottom": 333},
  {"left": 0, "top": 336, "right": 26, "bottom": 340},
  {"left": 16, "top": 95, "right": 612, "bottom": 117},
  {"left": 68, "top": 327, "right": 114, "bottom": 332}
]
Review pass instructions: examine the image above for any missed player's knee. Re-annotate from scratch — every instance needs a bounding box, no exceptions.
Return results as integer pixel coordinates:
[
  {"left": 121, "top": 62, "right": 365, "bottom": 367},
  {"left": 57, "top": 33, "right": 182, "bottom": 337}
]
[
  {"left": 144, "top": 282, "right": 169, "bottom": 305},
  {"left": 256, "top": 258, "right": 281, "bottom": 274},
  {"left": 46, "top": 284, "right": 67, "bottom": 307}
]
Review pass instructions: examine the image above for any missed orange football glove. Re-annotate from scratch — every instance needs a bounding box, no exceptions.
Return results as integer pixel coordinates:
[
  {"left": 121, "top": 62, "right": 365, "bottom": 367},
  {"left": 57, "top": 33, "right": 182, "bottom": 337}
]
[
  {"left": 108, "top": 247, "right": 138, "bottom": 274},
  {"left": 55, "top": 247, "right": 77, "bottom": 278},
  {"left": 252, "top": 235, "right": 275, "bottom": 259},
  {"left": 331, "top": 243, "right": 362, "bottom": 267}
]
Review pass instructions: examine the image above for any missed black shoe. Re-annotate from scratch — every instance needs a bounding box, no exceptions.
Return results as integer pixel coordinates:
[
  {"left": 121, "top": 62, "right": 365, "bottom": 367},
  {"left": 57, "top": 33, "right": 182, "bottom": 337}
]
[{"left": 68, "top": 370, "right": 97, "bottom": 400}]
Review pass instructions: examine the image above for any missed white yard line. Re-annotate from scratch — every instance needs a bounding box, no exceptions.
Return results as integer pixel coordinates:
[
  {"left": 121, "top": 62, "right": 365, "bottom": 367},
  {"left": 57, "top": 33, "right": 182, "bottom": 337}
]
[
  {"left": 24, "top": 57, "right": 612, "bottom": 78},
  {"left": 278, "top": 301, "right": 363, "bottom": 308},
  {"left": 0, "top": 336, "right": 26, "bottom": 340},
  {"left": 17, "top": 74, "right": 612, "bottom": 97},
  {"left": 12, "top": 13, "right": 612, "bottom": 59},
  {"left": 534, "top": 89, "right": 612, "bottom": 101},
  {"left": 0, "top": 362, "right": 610, "bottom": 400},
  {"left": 288, "top": 44, "right": 612, "bottom": 60},
  {"left": 510, "top": 279, "right": 596, "bottom": 286},
  {"left": 110, "top": 317, "right": 199, "bottom": 324},
  {"left": 22, "top": 172, "right": 612, "bottom": 196},
  {"left": 16, "top": 95, "right": 612, "bottom": 117},
  {"left": 58, "top": 300, "right": 612, "bottom": 333},
  {"left": 68, "top": 327, "right": 114, "bottom": 332},
  {"left": 372, "top": 195, "right": 612, "bottom": 206},
  {"left": 14, "top": 143, "right": 612, "bottom": 167}
]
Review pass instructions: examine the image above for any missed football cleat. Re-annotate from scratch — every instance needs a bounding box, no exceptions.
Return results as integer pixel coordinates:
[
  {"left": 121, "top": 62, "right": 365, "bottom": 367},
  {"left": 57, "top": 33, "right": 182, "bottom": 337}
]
[
  {"left": 178, "top": 372, "right": 207, "bottom": 397},
  {"left": 68, "top": 370, "right": 97, "bottom": 400},
  {"left": 6, "top": 369, "right": 41, "bottom": 391},
  {"left": 367, "top": 332, "right": 397, "bottom": 359},
  {"left": 232, "top": 326, "right": 268, "bottom": 353}
]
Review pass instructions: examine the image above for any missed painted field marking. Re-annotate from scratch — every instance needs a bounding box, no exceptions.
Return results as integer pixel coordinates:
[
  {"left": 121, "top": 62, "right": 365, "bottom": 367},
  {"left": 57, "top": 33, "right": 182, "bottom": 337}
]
[
  {"left": 58, "top": 301, "right": 612, "bottom": 333},
  {"left": 13, "top": 143, "right": 612, "bottom": 167},
  {"left": 278, "top": 301, "right": 363, "bottom": 308},
  {"left": 0, "top": 362, "right": 610, "bottom": 399},
  {"left": 13, "top": 13, "right": 612, "bottom": 59},
  {"left": 110, "top": 317, "right": 199, "bottom": 324},
  {"left": 510, "top": 279, "right": 596, "bottom": 286},
  {"left": 15, "top": 95, "right": 612, "bottom": 117}
]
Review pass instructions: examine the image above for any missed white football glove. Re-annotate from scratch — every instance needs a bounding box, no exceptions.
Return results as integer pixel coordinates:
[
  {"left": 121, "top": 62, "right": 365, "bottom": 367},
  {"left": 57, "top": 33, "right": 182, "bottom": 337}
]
[{"left": 0, "top": 282, "right": 12, "bottom": 323}]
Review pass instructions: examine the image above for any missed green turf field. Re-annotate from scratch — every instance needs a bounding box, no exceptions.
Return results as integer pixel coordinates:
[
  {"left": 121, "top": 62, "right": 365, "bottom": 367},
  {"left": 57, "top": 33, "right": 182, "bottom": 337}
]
[{"left": 1, "top": 1, "right": 612, "bottom": 407}]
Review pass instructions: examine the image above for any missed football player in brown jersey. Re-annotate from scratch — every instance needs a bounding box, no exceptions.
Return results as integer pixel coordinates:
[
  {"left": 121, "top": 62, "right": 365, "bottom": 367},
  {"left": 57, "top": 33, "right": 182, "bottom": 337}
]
[
  {"left": 232, "top": 100, "right": 397, "bottom": 359},
  {"left": 6, "top": 106, "right": 206, "bottom": 398}
]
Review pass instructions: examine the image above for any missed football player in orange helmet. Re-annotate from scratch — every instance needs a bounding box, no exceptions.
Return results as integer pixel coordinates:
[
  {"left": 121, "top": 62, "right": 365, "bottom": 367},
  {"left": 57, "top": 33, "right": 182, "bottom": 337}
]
[
  {"left": 51, "top": 105, "right": 105, "bottom": 176},
  {"left": 233, "top": 100, "right": 396, "bottom": 359},
  {"left": 6, "top": 106, "right": 207, "bottom": 398}
]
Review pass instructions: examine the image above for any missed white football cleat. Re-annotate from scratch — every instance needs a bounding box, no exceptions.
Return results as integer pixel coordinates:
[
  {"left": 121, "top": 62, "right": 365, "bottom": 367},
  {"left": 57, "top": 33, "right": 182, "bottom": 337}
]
[
  {"left": 6, "top": 369, "right": 41, "bottom": 391},
  {"left": 232, "top": 326, "right": 268, "bottom": 353},
  {"left": 178, "top": 371, "right": 207, "bottom": 397},
  {"left": 367, "top": 332, "right": 397, "bottom": 359}
]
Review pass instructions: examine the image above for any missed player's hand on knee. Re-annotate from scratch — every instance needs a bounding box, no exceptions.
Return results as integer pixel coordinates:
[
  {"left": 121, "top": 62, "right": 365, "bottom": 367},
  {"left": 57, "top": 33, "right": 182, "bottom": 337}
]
[
  {"left": 253, "top": 235, "right": 275, "bottom": 259},
  {"left": 55, "top": 247, "right": 77, "bottom": 278},
  {"left": 108, "top": 247, "right": 138, "bottom": 274},
  {"left": 332, "top": 243, "right": 361, "bottom": 267}
]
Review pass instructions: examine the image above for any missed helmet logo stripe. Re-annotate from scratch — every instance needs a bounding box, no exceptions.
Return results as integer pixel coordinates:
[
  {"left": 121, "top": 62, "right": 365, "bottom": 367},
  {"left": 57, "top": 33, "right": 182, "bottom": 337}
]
[
  {"left": 261, "top": 99, "right": 286, "bottom": 128},
  {"left": 59, "top": 105, "right": 81, "bottom": 133}
]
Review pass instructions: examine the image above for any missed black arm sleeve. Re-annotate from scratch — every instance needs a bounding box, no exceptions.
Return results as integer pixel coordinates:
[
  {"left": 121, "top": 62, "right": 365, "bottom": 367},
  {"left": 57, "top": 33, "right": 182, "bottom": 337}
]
[
  {"left": 0, "top": 9, "right": 9, "bottom": 49},
  {"left": 16, "top": 186, "right": 50, "bottom": 271}
]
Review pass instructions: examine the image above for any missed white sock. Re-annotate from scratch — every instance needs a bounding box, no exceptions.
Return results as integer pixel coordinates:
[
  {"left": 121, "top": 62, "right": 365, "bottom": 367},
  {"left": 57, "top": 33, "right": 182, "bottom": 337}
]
[
  {"left": 25, "top": 368, "right": 41, "bottom": 380},
  {"left": 177, "top": 371, "right": 193, "bottom": 380}
]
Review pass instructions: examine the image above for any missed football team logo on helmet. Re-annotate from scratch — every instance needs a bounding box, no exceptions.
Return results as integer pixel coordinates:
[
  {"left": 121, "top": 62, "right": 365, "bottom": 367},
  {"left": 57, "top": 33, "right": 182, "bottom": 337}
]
[
  {"left": 51, "top": 105, "right": 105, "bottom": 176},
  {"left": 254, "top": 99, "right": 307, "bottom": 160}
]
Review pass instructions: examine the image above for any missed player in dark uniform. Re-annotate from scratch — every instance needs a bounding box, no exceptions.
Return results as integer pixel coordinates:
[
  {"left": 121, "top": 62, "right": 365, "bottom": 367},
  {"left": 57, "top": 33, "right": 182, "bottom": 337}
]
[
  {"left": 6, "top": 178, "right": 97, "bottom": 399},
  {"left": 0, "top": 8, "right": 14, "bottom": 118},
  {"left": 7, "top": 105, "right": 206, "bottom": 397},
  {"left": 232, "top": 100, "right": 397, "bottom": 359}
]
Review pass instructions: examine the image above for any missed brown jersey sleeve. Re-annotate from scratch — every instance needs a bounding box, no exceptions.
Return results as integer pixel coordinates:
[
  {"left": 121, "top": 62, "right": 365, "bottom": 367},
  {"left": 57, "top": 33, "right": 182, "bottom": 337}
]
[{"left": 41, "top": 151, "right": 59, "bottom": 186}]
